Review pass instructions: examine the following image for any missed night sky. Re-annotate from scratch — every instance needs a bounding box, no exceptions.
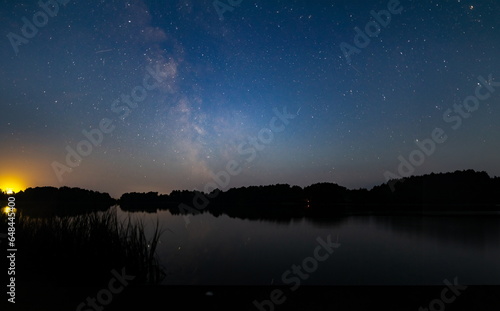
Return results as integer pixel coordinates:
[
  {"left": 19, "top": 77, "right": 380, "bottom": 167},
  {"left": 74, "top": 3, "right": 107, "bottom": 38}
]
[{"left": 1, "top": 0, "right": 499, "bottom": 197}]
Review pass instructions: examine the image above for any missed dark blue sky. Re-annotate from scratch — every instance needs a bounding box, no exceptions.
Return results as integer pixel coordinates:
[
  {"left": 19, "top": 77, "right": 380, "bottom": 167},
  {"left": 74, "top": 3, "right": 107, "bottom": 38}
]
[{"left": 1, "top": 0, "right": 499, "bottom": 197}]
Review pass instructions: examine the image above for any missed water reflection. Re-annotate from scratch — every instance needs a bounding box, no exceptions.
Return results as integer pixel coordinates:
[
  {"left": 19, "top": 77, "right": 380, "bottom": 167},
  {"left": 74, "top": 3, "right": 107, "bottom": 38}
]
[
  {"left": 118, "top": 207, "right": 500, "bottom": 286},
  {"left": 2, "top": 206, "right": 15, "bottom": 215},
  {"left": 364, "top": 215, "right": 500, "bottom": 251}
]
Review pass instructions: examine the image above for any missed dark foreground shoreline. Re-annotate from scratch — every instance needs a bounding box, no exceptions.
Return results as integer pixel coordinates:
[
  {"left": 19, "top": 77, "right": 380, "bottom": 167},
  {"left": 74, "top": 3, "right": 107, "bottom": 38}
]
[{"left": 16, "top": 284, "right": 500, "bottom": 311}]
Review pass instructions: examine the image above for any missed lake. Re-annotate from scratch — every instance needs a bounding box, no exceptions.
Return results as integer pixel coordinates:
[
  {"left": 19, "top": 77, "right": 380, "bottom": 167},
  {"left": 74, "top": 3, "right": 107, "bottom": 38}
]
[{"left": 117, "top": 207, "right": 500, "bottom": 286}]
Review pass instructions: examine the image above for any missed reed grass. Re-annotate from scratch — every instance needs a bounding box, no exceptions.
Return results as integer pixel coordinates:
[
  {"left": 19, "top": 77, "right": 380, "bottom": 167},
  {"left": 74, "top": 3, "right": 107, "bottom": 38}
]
[{"left": 9, "top": 206, "right": 166, "bottom": 285}]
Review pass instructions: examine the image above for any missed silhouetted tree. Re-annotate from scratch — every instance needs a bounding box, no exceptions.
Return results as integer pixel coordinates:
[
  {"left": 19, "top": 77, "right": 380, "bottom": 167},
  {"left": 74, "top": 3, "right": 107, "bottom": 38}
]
[{"left": 119, "top": 170, "right": 500, "bottom": 218}]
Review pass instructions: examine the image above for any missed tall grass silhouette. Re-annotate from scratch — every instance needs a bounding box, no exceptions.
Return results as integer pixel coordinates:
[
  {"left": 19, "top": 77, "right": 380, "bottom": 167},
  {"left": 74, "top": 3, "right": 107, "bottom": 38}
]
[{"left": 7, "top": 206, "right": 166, "bottom": 286}]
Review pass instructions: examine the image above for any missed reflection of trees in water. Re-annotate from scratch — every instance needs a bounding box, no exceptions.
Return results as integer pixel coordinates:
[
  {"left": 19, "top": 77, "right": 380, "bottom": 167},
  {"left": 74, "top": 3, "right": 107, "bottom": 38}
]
[
  {"left": 168, "top": 206, "right": 348, "bottom": 227},
  {"left": 303, "top": 216, "right": 348, "bottom": 228},
  {"left": 363, "top": 215, "right": 500, "bottom": 250}
]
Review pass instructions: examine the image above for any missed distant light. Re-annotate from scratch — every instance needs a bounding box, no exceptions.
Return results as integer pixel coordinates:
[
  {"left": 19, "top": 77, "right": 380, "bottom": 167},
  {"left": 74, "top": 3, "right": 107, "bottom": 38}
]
[{"left": 6, "top": 189, "right": 14, "bottom": 195}]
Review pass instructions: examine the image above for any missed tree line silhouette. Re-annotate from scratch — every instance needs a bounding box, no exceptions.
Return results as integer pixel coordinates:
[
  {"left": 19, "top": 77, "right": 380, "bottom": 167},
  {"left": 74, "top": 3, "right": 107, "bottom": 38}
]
[
  {"left": 0, "top": 186, "right": 115, "bottom": 216},
  {"left": 120, "top": 169, "right": 500, "bottom": 217},
  {"left": 2, "top": 170, "right": 499, "bottom": 217}
]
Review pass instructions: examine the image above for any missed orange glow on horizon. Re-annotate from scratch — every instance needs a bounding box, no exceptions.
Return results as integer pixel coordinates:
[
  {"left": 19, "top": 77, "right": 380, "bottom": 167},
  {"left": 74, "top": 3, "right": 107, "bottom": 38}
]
[{"left": 0, "top": 175, "right": 26, "bottom": 194}]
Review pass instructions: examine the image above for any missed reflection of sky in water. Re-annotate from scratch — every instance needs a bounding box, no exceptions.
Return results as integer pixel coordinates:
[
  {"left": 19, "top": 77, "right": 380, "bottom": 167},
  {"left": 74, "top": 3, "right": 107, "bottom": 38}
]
[
  {"left": 118, "top": 208, "right": 500, "bottom": 285},
  {"left": 2, "top": 206, "right": 16, "bottom": 215}
]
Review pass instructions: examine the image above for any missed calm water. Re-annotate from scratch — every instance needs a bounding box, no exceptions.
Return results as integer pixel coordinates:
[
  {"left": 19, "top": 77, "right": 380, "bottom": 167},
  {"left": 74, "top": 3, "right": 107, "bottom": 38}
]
[{"left": 118, "top": 208, "right": 500, "bottom": 286}]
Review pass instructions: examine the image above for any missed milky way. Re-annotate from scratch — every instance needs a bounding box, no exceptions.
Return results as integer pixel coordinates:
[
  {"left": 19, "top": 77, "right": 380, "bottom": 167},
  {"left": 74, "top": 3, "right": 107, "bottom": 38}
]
[{"left": 1, "top": 0, "right": 499, "bottom": 197}]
